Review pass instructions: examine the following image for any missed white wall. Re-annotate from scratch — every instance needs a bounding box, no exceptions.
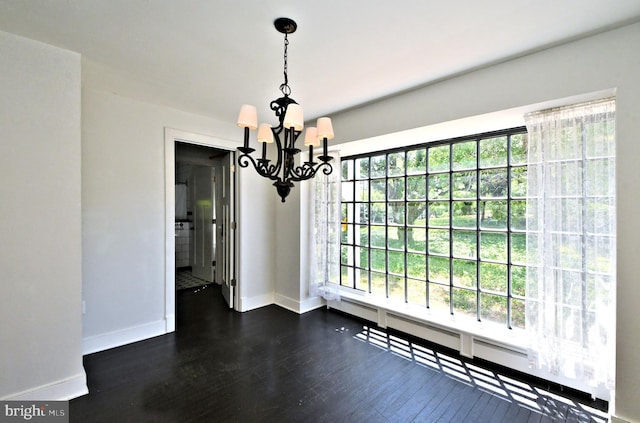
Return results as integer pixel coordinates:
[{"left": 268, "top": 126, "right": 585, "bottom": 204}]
[
  {"left": 273, "top": 186, "right": 302, "bottom": 312},
  {"left": 0, "top": 30, "right": 86, "bottom": 399},
  {"left": 81, "top": 87, "right": 276, "bottom": 351},
  {"left": 319, "top": 23, "right": 640, "bottom": 423}
]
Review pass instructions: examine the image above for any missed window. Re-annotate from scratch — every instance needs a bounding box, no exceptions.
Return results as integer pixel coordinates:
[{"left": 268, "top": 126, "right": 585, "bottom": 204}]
[{"left": 340, "top": 127, "right": 528, "bottom": 329}]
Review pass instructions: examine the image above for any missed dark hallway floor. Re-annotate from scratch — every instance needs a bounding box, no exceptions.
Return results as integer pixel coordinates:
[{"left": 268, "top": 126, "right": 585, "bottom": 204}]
[{"left": 70, "top": 285, "right": 608, "bottom": 422}]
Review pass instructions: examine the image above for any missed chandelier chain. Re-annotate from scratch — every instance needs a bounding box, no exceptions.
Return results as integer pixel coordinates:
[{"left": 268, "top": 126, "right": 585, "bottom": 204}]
[{"left": 280, "top": 33, "right": 291, "bottom": 96}]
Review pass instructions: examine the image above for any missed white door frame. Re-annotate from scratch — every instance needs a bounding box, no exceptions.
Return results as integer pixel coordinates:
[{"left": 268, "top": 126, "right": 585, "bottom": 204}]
[{"left": 164, "top": 127, "right": 238, "bottom": 332}]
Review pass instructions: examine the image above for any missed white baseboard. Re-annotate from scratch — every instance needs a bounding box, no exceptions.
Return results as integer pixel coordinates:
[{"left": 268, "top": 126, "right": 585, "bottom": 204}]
[
  {"left": 82, "top": 319, "right": 167, "bottom": 355},
  {"left": 239, "top": 293, "right": 274, "bottom": 312},
  {"left": 610, "top": 415, "right": 633, "bottom": 423},
  {"left": 165, "top": 314, "right": 175, "bottom": 333},
  {"left": 274, "top": 293, "right": 299, "bottom": 313},
  {"left": 274, "top": 294, "right": 325, "bottom": 314},
  {"left": 2, "top": 371, "right": 88, "bottom": 401},
  {"left": 299, "top": 295, "right": 325, "bottom": 314}
]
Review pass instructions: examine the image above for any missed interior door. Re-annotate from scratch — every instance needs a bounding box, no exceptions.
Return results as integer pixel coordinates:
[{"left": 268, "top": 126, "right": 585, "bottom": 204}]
[
  {"left": 220, "top": 152, "right": 236, "bottom": 308},
  {"left": 192, "top": 165, "right": 214, "bottom": 282}
]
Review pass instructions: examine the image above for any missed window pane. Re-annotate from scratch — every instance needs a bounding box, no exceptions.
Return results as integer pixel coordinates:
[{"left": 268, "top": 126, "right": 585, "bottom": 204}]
[
  {"left": 479, "top": 169, "right": 507, "bottom": 198},
  {"left": 355, "top": 157, "right": 369, "bottom": 179},
  {"left": 342, "top": 159, "right": 352, "bottom": 180},
  {"left": 407, "top": 149, "right": 427, "bottom": 174},
  {"left": 550, "top": 161, "right": 582, "bottom": 196},
  {"left": 585, "top": 120, "right": 615, "bottom": 157},
  {"left": 341, "top": 245, "right": 353, "bottom": 265},
  {"left": 407, "top": 202, "right": 427, "bottom": 226},
  {"left": 428, "top": 202, "right": 449, "bottom": 227},
  {"left": 453, "top": 259, "right": 476, "bottom": 288},
  {"left": 388, "top": 226, "right": 404, "bottom": 250},
  {"left": 388, "top": 251, "right": 404, "bottom": 275},
  {"left": 452, "top": 230, "right": 477, "bottom": 258},
  {"left": 355, "top": 268, "right": 368, "bottom": 291},
  {"left": 342, "top": 202, "right": 352, "bottom": 223},
  {"left": 452, "top": 201, "right": 477, "bottom": 229},
  {"left": 371, "top": 249, "right": 386, "bottom": 272},
  {"left": 511, "top": 298, "right": 525, "bottom": 329},
  {"left": 429, "top": 257, "right": 450, "bottom": 283},
  {"left": 511, "top": 233, "right": 526, "bottom": 265},
  {"left": 371, "top": 272, "right": 386, "bottom": 296},
  {"left": 428, "top": 229, "right": 449, "bottom": 255},
  {"left": 511, "top": 265, "right": 526, "bottom": 297},
  {"left": 510, "top": 200, "right": 526, "bottom": 231},
  {"left": 480, "top": 201, "right": 507, "bottom": 229},
  {"left": 510, "top": 133, "right": 528, "bottom": 165},
  {"left": 407, "top": 227, "right": 426, "bottom": 253},
  {"left": 586, "top": 158, "right": 615, "bottom": 196},
  {"left": 371, "top": 203, "right": 386, "bottom": 224},
  {"left": 452, "top": 171, "right": 476, "bottom": 199},
  {"left": 480, "top": 232, "right": 507, "bottom": 263},
  {"left": 586, "top": 235, "right": 614, "bottom": 273},
  {"left": 370, "top": 225, "right": 385, "bottom": 248},
  {"left": 388, "top": 152, "right": 405, "bottom": 177},
  {"left": 481, "top": 293, "right": 507, "bottom": 325},
  {"left": 429, "top": 283, "right": 450, "bottom": 312},
  {"left": 428, "top": 174, "right": 450, "bottom": 200},
  {"left": 408, "top": 279, "right": 426, "bottom": 306},
  {"left": 341, "top": 181, "right": 354, "bottom": 201},
  {"left": 407, "top": 253, "right": 426, "bottom": 279},
  {"left": 371, "top": 180, "right": 386, "bottom": 201},
  {"left": 453, "top": 288, "right": 477, "bottom": 320},
  {"left": 388, "top": 275, "right": 405, "bottom": 302},
  {"left": 388, "top": 203, "right": 405, "bottom": 225},
  {"left": 452, "top": 141, "right": 476, "bottom": 170},
  {"left": 510, "top": 167, "right": 527, "bottom": 198},
  {"left": 355, "top": 225, "right": 369, "bottom": 246},
  {"left": 341, "top": 223, "right": 353, "bottom": 244},
  {"left": 586, "top": 198, "right": 614, "bottom": 234},
  {"left": 388, "top": 178, "right": 405, "bottom": 200},
  {"left": 355, "top": 203, "right": 369, "bottom": 224},
  {"left": 370, "top": 155, "right": 386, "bottom": 178},
  {"left": 356, "top": 247, "right": 369, "bottom": 270},
  {"left": 480, "top": 262, "right": 507, "bottom": 293},
  {"left": 341, "top": 265, "right": 350, "bottom": 287},
  {"left": 407, "top": 176, "right": 426, "bottom": 200},
  {"left": 355, "top": 180, "right": 369, "bottom": 201},
  {"left": 480, "top": 136, "right": 507, "bottom": 167},
  {"left": 428, "top": 145, "right": 449, "bottom": 172}
]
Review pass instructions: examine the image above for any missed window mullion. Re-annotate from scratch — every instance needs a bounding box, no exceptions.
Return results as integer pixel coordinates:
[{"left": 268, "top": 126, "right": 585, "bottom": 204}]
[
  {"left": 506, "top": 135, "right": 513, "bottom": 329},
  {"left": 476, "top": 139, "right": 482, "bottom": 322},
  {"left": 449, "top": 144, "right": 454, "bottom": 316},
  {"left": 385, "top": 153, "right": 389, "bottom": 299},
  {"left": 404, "top": 152, "right": 409, "bottom": 304}
]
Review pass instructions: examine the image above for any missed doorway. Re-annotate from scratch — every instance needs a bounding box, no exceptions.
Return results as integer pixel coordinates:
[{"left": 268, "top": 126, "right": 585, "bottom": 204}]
[
  {"left": 174, "top": 143, "right": 223, "bottom": 290},
  {"left": 164, "top": 128, "right": 238, "bottom": 333}
]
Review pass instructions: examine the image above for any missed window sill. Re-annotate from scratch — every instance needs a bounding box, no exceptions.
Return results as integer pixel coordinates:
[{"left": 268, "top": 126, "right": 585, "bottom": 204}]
[{"left": 332, "top": 286, "right": 528, "bottom": 355}]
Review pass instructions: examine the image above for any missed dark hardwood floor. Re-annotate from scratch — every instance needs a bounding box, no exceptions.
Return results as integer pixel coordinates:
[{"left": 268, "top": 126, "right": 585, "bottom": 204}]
[{"left": 70, "top": 285, "right": 608, "bottom": 422}]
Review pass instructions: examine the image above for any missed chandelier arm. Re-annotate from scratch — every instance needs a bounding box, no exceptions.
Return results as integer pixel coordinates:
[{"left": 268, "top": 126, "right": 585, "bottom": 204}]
[
  {"left": 288, "top": 162, "right": 333, "bottom": 182},
  {"left": 237, "top": 152, "right": 280, "bottom": 181}
]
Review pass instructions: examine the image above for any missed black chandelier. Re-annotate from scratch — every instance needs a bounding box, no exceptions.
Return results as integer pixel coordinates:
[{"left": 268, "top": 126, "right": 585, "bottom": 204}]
[{"left": 236, "top": 18, "right": 334, "bottom": 203}]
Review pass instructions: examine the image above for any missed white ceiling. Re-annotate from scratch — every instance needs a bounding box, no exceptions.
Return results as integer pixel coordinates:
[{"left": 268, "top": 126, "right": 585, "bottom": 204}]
[{"left": 1, "top": 1, "right": 639, "bottom": 125}]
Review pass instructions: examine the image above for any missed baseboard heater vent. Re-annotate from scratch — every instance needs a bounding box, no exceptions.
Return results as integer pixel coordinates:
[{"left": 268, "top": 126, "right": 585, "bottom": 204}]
[{"left": 387, "top": 313, "right": 458, "bottom": 337}]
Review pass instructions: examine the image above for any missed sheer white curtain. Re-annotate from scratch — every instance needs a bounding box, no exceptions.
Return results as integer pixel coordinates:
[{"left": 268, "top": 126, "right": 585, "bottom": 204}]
[
  {"left": 308, "top": 152, "right": 341, "bottom": 301},
  {"left": 524, "top": 98, "right": 616, "bottom": 390}
]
